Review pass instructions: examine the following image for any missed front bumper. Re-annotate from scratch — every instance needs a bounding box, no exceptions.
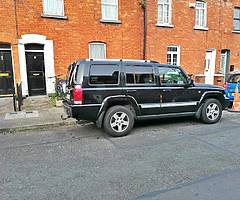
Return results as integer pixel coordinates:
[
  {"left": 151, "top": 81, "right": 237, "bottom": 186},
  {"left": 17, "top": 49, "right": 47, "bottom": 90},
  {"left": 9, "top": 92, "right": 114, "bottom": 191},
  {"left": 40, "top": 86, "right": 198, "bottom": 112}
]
[{"left": 224, "top": 96, "right": 231, "bottom": 108}]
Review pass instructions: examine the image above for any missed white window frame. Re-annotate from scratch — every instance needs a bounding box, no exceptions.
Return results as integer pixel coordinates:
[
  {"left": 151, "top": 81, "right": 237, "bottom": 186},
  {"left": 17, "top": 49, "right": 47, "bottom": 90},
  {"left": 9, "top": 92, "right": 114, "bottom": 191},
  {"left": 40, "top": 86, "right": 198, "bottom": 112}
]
[
  {"left": 157, "top": 0, "right": 172, "bottom": 26},
  {"left": 167, "top": 45, "right": 180, "bottom": 66},
  {"left": 233, "top": 7, "right": 240, "bottom": 31},
  {"left": 195, "top": 1, "right": 207, "bottom": 29},
  {"left": 89, "top": 42, "right": 107, "bottom": 59},
  {"left": 42, "top": 0, "right": 65, "bottom": 17},
  {"left": 101, "top": 0, "right": 119, "bottom": 21}
]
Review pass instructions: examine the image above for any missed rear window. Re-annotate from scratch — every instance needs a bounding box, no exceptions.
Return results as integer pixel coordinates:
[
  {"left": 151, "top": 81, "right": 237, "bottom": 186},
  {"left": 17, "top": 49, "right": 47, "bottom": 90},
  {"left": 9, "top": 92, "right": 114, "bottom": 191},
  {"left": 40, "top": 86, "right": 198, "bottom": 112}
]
[
  {"left": 66, "top": 63, "right": 75, "bottom": 85},
  {"left": 229, "top": 74, "right": 240, "bottom": 83},
  {"left": 125, "top": 65, "right": 155, "bottom": 85},
  {"left": 89, "top": 64, "right": 120, "bottom": 85},
  {"left": 75, "top": 63, "right": 84, "bottom": 84}
]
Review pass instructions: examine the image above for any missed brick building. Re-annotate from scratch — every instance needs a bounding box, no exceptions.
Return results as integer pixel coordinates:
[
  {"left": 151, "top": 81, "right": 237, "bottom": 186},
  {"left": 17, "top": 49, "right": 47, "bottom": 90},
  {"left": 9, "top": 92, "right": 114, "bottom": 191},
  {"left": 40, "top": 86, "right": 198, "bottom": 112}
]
[{"left": 0, "top": 0, "right": 240, "bottom": 97}]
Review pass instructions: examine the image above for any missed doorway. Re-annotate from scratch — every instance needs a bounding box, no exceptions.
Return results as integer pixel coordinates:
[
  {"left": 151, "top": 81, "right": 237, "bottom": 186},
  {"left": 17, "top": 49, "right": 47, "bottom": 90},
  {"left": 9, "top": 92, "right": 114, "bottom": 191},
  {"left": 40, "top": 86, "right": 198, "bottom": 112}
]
[
  {"left": 0, "top": 44, "right": 14, "bottom": 96},
  {"left": 220, "top": 50, "right": 230, "bottom": 81},
  {"left": 25, "top": 44, "right": 46, "bottom": 96},
  {"left": 205, "top": 49, "right": 216, "bottom": 84}
]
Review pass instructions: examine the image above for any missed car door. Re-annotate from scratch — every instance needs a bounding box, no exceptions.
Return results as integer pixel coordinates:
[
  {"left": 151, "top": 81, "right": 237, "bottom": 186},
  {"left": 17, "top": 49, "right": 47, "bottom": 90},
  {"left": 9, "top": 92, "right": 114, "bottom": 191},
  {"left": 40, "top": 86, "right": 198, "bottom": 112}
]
[
  {"left": 123, "top": 63, "right": 160, "bottom": 115},
  {"left": 157, "top": 66, "right": 200, "bottom": 114}
]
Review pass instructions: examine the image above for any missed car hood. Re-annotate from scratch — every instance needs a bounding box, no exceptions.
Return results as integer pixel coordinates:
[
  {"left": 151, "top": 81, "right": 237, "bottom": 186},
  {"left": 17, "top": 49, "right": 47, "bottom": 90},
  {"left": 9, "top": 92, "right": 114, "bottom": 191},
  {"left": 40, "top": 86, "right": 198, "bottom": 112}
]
[{"left": 194, "top": 83, "right": 224, "bottom": 90}]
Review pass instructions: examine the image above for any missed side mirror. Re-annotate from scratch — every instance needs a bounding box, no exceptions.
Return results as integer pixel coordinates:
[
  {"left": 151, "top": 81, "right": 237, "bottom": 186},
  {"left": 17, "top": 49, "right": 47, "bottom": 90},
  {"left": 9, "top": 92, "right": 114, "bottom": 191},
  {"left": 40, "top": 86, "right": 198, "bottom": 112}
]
[{"left": 187, "top": 78, "right": 194, "bottom": 86}]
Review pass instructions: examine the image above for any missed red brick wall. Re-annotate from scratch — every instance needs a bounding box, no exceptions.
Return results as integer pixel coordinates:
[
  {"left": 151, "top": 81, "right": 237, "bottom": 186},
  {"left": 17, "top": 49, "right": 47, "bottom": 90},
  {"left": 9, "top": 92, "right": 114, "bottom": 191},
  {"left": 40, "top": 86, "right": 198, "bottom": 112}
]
[
  {"left": 1, "top": 0, "right": 240, "bottom": 85},
  {"left": 16, "top": 0, "right": 144, "bottom": 77},
  {"left": 146, "top": 0, "right": 240, "bottom": 76},
  {"left": 0, "top": 0, "right": 20, "bottom": 82}
]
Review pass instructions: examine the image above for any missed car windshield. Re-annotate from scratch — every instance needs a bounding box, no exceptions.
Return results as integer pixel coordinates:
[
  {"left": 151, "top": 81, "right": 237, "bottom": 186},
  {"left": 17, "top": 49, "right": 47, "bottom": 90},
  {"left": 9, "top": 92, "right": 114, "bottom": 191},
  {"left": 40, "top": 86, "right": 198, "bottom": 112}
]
[{"left": 229, "top": 74, "right": 240, "bottom": 83}]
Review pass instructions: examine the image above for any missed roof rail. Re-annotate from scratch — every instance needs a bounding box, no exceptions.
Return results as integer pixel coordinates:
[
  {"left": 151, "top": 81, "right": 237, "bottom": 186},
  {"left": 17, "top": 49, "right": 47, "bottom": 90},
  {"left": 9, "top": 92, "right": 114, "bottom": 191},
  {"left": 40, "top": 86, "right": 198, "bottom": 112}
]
[{"left": 85, "top": 58, "right": 158, "bottom": 63}]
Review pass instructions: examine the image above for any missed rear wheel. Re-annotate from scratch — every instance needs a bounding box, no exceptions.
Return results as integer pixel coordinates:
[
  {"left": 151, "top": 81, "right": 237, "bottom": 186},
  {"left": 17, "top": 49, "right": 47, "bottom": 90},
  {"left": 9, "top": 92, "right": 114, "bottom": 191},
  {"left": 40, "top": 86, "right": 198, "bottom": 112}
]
[
  {"left": 103, "top": 106, "right": 134, "bottom": 137},
  {"left": 201, "top": 98, "right": 222, "bottom": 124}
]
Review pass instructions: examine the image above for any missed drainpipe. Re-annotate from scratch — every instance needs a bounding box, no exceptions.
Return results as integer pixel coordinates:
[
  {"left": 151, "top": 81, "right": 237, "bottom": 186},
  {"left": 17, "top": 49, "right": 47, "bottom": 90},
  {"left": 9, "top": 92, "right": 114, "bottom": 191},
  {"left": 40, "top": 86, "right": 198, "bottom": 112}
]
[
  {"left": 141, "top": 0, "right": 147, "bottom": 60},
  {"left": 13, "top": 0, "right": 19, "bottom": 41}
]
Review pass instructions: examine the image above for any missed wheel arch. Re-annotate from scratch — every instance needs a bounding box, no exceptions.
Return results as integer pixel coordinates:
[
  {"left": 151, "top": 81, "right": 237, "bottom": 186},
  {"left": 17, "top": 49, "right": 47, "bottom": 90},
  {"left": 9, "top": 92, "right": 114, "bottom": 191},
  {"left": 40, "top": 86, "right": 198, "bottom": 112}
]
[{"left": 96, "top": 95, "right": 140, "bottom": 128}]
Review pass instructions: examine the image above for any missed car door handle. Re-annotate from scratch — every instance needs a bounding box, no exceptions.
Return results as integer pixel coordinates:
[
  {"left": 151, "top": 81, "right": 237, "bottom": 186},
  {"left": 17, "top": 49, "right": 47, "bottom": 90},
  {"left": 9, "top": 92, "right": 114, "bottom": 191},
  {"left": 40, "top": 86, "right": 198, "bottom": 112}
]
[{"left": 127, "top": 89, "right": 137, "bottom": 92}]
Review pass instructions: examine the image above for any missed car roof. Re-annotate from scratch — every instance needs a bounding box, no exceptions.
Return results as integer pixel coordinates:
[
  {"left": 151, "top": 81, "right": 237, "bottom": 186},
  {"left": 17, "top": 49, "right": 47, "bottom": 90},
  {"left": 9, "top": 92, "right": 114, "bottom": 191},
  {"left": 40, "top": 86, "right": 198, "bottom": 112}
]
[{"left": 74, "top": 59, "right": 180, "bottom": 68}]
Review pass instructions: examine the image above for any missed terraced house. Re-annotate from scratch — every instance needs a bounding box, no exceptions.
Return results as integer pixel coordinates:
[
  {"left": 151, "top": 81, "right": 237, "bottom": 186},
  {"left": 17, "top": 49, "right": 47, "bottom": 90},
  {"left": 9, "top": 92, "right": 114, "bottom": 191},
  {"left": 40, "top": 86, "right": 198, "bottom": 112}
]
[{"left": 0, "top": 0, "right": 240, "bottom": 97}]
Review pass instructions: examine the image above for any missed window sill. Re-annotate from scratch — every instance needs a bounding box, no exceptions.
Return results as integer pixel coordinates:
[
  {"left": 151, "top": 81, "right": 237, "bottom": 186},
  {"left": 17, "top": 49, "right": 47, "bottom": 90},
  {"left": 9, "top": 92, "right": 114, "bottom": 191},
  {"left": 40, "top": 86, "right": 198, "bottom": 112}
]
[
  {"left": 41, "top": 14, "right": 68, "bottom": 20},
  {"left": 232, "top": 30, "right": 240, "bottom": 34},
  {"left": 156, "top": 23, "right": 174, "bottom": 28},
  {"left": 194, "top": 26, "right": 208, "bottom": 31},
  {"left": 100, "top": 19, "right": 122, "bottom": 24}
]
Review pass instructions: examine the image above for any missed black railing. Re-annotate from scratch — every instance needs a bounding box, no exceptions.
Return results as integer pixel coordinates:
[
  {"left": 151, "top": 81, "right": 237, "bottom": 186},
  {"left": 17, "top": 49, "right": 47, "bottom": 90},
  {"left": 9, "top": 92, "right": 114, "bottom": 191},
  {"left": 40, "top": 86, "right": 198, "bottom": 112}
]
[{"left": 12, "top": 82, "right": 23, "bottom": 112}]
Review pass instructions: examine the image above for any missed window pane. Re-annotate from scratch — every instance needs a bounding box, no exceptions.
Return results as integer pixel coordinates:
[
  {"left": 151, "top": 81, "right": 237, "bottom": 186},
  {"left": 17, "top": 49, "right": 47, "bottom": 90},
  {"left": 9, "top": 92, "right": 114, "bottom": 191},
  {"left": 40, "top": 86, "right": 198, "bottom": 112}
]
[
  {"left": 102, "top": 0, "right": 118, "bottom": 4},
  {"left": 163, "top": 4, "right": 169, "bottom": 23},
  {"left": 89, "top": 43, "right": 106, "bottom": 59},
  {"left": 234, "top": 20, "right": 240, "bottom": 30},
  {"left": 173, "top": 54, "right": 177, "bottom": 65},
  {"left": 158, "top": 0, "right": 170, "bottom": 24},
  {"left": 159, "top": 67, "right": 186, "bottom": 85},
  {"left": 195, "top": 1, "right": 206, "bottom": 27},
  {"left": 90, "top": 65, "right": 119, "bottom": 84},
  {"left": 167, "top": 54, "right": 171, "bottom": 64},
  {"left": 234, "top": 8, "right": 240, "bottom": 19},
  {"left": 102, "top": 0, "right": 118, "bottom": 20},
  {"left": 158, "top": 5, "right": 163, "bottom": 22},
  {"left": 229, "top": 75, "right": 240, "bottom": 83},
  {"left": 126, "top": 66, "right": 155, "bottom": 84},
  {"left": 43, "top": 0, "right": 64, "bottom": 16}
]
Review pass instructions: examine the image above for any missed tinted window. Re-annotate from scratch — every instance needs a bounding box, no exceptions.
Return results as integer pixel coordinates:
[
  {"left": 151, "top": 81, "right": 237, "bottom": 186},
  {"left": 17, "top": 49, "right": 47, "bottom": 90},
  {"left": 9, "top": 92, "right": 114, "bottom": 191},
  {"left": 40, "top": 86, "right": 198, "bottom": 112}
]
[
  {"left": 159, "top": 67, "right": 187, "bottom": 86},
  {"left": 66, "top": 63, "right": 76, "bottom": 86},
  {"left": 229, "top": 74, "right": 240, "bottom": 83},
  {"left": 89, "top": 64, "right": 119, "bottom": 85},
  {"left": 126, "top": 65, "right": 155, "bottom": 85},
  {"left": 75, "top": 63, "right": 84, "bottom": 84}
]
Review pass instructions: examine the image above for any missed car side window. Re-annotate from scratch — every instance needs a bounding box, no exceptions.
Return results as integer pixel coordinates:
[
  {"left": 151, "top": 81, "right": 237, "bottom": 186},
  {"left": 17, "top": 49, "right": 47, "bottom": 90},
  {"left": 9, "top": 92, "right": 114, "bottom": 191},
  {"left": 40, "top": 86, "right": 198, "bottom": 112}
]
[
  {"left": 125, "top": 65, "right": 155, "bottom": 85},
  {"left": 229, "top": 74, "right": 240, "bottom": 83},
  {"left": 158, "top": 67, "right": 187, "bottom": 86},
  {"left": 89, "top": 64, "right": 120, "bottom": 85}
]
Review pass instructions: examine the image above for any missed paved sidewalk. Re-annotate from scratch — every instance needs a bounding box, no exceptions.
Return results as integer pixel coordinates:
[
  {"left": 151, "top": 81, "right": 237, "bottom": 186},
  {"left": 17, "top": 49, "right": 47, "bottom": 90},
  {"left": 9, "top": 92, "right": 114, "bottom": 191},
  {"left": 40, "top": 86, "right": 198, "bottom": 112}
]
[{"left": 0, "top": 107, "right": 76, "bottom": 134}]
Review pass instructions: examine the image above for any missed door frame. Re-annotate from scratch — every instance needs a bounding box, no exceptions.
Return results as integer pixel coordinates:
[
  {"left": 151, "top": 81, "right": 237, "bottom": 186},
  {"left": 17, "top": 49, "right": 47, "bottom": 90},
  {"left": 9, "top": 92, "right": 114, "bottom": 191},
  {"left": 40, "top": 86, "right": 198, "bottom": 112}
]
[
  {"left": 0, "top": 44, "right": 15, "bottom": 96},
  {"left": 204, "top": 49, "right": 216, "bottom": 85},
  {"left": 18, "top": 34, "right": 55, "bottom": 96},
  {"left": 25, "top": 50, "right": 47, "bottom": 96}
]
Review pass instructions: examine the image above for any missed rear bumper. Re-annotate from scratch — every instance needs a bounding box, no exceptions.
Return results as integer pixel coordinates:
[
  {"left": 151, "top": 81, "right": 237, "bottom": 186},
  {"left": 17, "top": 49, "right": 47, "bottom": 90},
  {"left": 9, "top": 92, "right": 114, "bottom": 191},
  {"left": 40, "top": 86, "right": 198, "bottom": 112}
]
[{"left": 63, "top": 101, "right": 100, "bottom": 121}]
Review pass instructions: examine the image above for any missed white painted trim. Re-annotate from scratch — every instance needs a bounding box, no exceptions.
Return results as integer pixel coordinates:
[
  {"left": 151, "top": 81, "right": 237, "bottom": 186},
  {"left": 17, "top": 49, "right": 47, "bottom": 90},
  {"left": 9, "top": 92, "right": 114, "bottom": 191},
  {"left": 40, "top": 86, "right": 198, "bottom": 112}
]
[
  {"left": 167, "top": 45, "right": 181, "bottom": 66},
  {"left": 204, "top": 49, "right": 216, "bottom": 85},
  {"left": 18, "top": 34, "right": 55, "bottom": 96}
]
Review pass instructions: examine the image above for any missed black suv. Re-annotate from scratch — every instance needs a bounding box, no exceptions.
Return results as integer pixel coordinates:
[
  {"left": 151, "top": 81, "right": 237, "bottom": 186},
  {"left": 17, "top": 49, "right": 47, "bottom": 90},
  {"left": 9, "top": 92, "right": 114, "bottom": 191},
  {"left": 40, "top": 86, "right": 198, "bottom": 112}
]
[{"left": 64, "top": 59, "right": 229, "bottom": 137}]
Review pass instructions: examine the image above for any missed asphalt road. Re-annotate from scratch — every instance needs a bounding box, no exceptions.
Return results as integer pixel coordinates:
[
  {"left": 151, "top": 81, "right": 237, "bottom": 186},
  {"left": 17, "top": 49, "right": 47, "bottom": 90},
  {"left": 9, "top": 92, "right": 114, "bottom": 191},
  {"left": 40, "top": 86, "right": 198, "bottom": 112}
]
[{"left": 1, "top": 111, "right": 240, "bottom": 200}]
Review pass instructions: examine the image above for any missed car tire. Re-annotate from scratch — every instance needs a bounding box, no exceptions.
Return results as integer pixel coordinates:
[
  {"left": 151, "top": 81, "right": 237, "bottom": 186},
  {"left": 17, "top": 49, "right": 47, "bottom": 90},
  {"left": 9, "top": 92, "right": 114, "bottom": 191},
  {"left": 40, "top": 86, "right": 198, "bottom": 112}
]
[
  {"left": 200, "top": 98, "right": 222, "bottom": 124},
  {"left": 103, "top": 106, "right": 134, "bottom": 137}
]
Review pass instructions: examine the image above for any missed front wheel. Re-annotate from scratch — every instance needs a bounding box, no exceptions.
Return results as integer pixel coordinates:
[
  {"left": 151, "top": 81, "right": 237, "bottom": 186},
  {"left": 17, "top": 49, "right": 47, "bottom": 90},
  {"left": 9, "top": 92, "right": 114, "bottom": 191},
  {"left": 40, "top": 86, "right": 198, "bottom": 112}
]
[
  {"left": 103, "top": 106, "right": 134, "bottom": 137},
  {"left": 201, "top": 98, "right": 222, "bottom": 124}
]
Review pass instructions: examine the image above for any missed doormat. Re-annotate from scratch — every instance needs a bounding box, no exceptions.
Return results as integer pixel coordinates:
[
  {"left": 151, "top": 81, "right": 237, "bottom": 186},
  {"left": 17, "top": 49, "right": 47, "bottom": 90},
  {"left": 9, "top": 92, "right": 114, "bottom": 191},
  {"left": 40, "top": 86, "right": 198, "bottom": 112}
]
[{"left": 5, "top": 111, "right": 39, "bottom": 120}]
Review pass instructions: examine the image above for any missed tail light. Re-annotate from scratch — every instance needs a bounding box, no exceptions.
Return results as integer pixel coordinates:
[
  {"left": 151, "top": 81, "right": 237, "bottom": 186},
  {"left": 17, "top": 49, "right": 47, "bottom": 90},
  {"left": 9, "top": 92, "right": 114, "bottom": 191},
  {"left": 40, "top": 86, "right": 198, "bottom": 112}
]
[
  {"left": 223, "top": 82, "right": 228, "bottom": 90},
  {"left": 73, "top": 85, "right": 83, "bottom": 104}
]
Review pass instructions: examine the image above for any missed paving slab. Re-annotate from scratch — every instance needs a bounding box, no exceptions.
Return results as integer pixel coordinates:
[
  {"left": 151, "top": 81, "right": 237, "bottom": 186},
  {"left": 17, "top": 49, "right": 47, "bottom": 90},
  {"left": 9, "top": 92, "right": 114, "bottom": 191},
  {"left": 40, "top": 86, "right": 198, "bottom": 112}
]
[{"left": 0, "top": 107, "right": 76, "bottom": 134}]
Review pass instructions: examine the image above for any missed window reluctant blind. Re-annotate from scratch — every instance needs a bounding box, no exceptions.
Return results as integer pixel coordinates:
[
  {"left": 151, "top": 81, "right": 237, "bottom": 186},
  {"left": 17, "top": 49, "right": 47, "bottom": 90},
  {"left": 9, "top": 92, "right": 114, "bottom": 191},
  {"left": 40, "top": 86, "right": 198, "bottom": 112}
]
[
  {"left": 43, "top": 0, "right": 64, "bottom": 16},
  {"left": 195, "top": 1, "right": 207, "bottom": 27},
  {"left": 158, "top": 0, "right": 171, "bottom": 24},
  {"left": 89, "top": 43, "right": 106, "bottom": 59},
  {"left": 234, "top": 7, "right": 240, "bottom": 31},
  {"left": 101, "top": 0, "right": 118, "bottom": 21}
]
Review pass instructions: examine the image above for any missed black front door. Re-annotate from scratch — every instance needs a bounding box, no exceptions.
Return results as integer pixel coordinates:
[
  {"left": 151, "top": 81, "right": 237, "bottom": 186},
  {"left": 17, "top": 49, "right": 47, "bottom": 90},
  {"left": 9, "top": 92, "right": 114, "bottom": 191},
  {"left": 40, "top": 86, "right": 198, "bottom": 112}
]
[
  {"left": 26, "top": 52, "right": 46, "bottom": 96},
  {"left": 0, "top": 49, "right": 14, "bottom": 95}
]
